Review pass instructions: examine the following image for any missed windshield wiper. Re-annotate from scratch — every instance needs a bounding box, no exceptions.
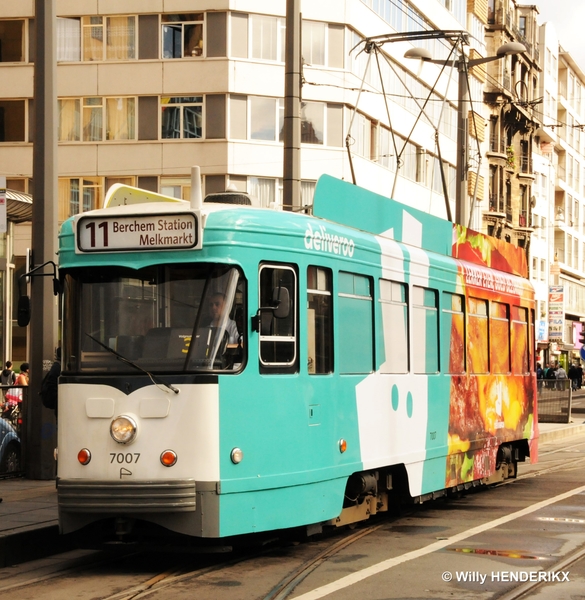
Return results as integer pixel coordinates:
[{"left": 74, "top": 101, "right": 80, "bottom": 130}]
[{"left": 85, "top": 333, "right": 179, "bottom": 394}]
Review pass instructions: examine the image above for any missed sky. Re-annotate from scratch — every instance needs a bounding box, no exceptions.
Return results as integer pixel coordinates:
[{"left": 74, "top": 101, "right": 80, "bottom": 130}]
[{"left": 531, "top": 0, "right": 585, "bottom": 69}]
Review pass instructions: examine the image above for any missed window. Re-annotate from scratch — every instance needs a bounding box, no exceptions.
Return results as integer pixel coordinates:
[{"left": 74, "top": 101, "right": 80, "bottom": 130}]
[
  {"left": 490, "top": 302, "right": 510, "bottom": 374},
  {"left": 338, "top": 272, "right": 373, "bottom": 374},
  {"left": 106, "top": 176, "right": 135, "bottom": 194},
  {"left": 378, "top": 126, "right": 395, "bottom": 170},
  {"left": 307, "top": 267, "right": 333, "bottom": 374},
  {"left": 301, "top": 102, "right": 324, "bottom": 144},
  {"left": 251, "top": 14, "right": 285, "bottom": 61},
  {"left": 162, "top": 13, "right": 204, "bottom": 58},
  {"left": 160, "top": 177, "right": 191, "bottom": 200},
  {"left": 248, "top": 177, "right": 277, "bottom": 207},
  {"left": 58, "top": 177, "right": 102, "bottom": 222},
  {"left": 350, "top": 112, "right": 371, "bottom": 158},
  {"left": 59, "top": 97, "right": 136, "bottom": 142},
  {"left": 302, "top": 21, "right": 326, "bottom": 66},
  {"left": 0, "top": 20, "right": 25, "bottom": 62},
  {"left": 161, "top": 97, "right": 203, "bottom": 139},
  {"left": 250, "top": 96, "right": 283, "bottom": 141},
  {"left": 58, "top": 99, "right": 80, "bottom": 141},
  {"left": 402, "top": 141, "right": 423, "bottom": 182},
  {"left": 82, "top": 16, "right": 136, "bottom": 61},
  {"left": 511, "top": 306, "right": 529, "bottom": 374},
  {"left": 413, "top": 286, "right": 439, "bottom": 373},
  {"left": 380, "top": 279, "right": 408, "bottom": 373},
  {"left": 57, "top": 18, "right": 81, "bottom": 61},
  {"left": 442, "top": 292, "right": 465, "bottom": 374},
  {"left": 64, "top": 265, "right": 245, "bottom": 374},
  {"left": 83, "top": 97, "right": 103, "bottom": 141},
  {"left": 106, "top": 98, "right": 135, "bottom": 140},
  {"left": 519, "top": 16, "right": 526, "bottom": 38},
  {"left": 468, "top": 297, "right": 488, "bottom": 374},
  {"left": 0, "top": 100, "right": 25, "bottom": 142},
  {"left": 57, "top": 17, "right": 136, "bottom": 61},
  {"left": 301, "top": 181, "right": 316, "bottom": 207},
  {"left": 258, "top": 264, "right": 297, "bottom": 371}
]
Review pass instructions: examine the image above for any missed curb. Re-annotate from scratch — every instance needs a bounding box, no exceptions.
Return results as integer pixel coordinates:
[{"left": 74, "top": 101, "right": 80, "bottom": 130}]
[
  {"left": 539, "top": 423, "right": 585, "bottom": 444},
  {"left": 0, "top": 522, "right": 61, "bottom": 567}
]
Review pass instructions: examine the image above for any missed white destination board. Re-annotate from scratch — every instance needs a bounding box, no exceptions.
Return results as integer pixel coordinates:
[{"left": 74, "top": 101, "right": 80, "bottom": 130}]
[{"left": 76, "top": 213, "right": 199, "bottom": 252}]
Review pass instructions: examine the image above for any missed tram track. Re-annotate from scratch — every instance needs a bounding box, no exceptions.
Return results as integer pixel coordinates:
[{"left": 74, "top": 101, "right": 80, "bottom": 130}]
[{"left": 2, "top": 439, "right": 585, "bottom": 600}]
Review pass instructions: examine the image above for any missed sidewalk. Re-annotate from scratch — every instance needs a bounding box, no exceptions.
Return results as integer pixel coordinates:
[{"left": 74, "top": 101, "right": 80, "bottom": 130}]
[{"left": 2, "top": 417, "right": 585, "bottom": 567}]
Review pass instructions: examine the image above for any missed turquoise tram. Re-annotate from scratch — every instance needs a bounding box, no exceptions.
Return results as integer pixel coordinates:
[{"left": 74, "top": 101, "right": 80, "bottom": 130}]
[{"left": 53, "top": 174, "right": 537, "bottom": 538}]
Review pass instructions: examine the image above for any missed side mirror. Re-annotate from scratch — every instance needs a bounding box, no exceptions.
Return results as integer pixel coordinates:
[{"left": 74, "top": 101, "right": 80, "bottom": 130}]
[
  {"left": 250, "top": 286, "right": 292, "bottom": 332},
  {"left": 272, "top": 286, "right": 290, "bottom": 319},
  {"left": 17, "top": 296, "right": 31, "bottom": 327}
]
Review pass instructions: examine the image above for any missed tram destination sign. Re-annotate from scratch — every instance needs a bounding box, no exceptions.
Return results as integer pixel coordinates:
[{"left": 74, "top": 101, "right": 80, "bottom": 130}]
[{"left": 75, "top": 212, "right": 200, "bottom": 253}]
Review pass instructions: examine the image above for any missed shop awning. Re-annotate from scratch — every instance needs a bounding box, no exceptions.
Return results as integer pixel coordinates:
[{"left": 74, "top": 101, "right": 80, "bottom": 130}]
[{"left": 6, "top": 189, "right": 33, "bottom": 223}]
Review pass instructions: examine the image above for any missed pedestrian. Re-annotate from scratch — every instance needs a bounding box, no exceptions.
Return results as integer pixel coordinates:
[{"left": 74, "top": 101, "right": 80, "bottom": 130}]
[
  {"left": 545, "top": 362, "right": 556, "bottom": 389},
  {"left": 556, "top": 363, "right": 567, "bottom": 391},
  {"left": 536, "top": 362, "right": 543, "bottom": 379},
  {"left": 15, "top": 363, "right": 29, "bottom": 386},
  {"left": 569, "top": 363, "right": 579, "bottom": 391},
  {"left": 1, "top": 361, "right": 16, "bottom": 387},
  {"left": 577, "top": 363, "right": 584, "bottom": 389}
]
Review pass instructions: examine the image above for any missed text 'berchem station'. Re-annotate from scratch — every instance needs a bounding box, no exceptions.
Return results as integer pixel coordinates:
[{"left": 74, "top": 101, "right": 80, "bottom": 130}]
[{"left": 76, "top": 213, "right": 198, "bottom": 252}]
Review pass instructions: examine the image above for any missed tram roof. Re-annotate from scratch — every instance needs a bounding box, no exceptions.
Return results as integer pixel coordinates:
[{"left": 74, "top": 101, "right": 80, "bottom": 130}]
[{"left": 60, "top": 176, "right": 528, "bottom": 280}]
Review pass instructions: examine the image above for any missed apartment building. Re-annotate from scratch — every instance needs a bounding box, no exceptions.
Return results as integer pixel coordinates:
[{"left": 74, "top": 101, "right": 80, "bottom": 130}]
[
  {"left": 0, "top": 1, "right": 473, "bottom": 216},
  {"left": 1, "top": 0, "right": 479, "bottom": 360},
  {"left": 483, "top": 0, "right": 541, "bottom": 245},
  {"left": 529, "top": 19, "right": 585, "bottom": 367}
]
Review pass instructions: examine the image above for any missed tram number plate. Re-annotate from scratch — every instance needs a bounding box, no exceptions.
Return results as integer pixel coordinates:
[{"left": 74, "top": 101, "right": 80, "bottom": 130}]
[{"left": 110, "top": 453, "right": 140, "bottom": 464}]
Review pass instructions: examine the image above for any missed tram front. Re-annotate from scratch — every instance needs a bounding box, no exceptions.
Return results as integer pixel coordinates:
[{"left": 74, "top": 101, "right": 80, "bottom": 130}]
[{"left": 57, "top": 259, "right": 246, "bottom": 538}]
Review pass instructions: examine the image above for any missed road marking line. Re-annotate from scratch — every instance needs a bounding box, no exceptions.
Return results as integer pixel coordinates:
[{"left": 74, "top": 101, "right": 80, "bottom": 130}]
[{"left": 292, "top": 483, "right": 585, "bottom": 600}]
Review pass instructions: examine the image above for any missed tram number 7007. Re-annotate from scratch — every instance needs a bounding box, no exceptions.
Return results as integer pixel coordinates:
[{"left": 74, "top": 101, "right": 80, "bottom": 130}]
[{"left": 110, "top": 453, "right": 141, "bottom": 464}]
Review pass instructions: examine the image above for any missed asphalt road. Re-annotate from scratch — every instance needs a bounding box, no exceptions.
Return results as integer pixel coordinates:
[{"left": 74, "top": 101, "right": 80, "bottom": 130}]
[{"left": 1, "top": 432, "right": 585, "bottom": 600}]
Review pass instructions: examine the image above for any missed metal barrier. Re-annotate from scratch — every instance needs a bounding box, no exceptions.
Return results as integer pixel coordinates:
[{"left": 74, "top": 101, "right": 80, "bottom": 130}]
[
  {"left": 537, "top": 378, "right": 572, "bottom": 424},
  {"left": 0, "top": 385, "right": 26, "bottom": 477}
]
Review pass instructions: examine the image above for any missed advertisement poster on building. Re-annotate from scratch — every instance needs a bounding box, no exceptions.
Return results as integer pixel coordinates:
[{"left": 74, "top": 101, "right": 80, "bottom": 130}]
[{"left": 548, "top": 285, "right": 564, "bottom": 341}]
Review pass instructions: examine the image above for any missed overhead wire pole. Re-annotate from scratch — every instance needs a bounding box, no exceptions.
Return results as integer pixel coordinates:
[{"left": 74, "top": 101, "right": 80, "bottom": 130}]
[
  {"left": 28, "top": 0, "right": 59, "bottom": 479},
  {"left": 283, "top": 0, "right": 301, "bottom": 211}
]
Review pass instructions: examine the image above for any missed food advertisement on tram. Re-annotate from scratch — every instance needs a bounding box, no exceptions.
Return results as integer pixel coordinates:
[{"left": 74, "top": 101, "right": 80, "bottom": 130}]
[{"left": 445, "top": 225, "right": 537, "bottom": 487}]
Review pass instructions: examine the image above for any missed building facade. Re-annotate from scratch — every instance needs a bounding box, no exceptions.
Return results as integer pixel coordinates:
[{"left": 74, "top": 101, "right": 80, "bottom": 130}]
[{"left": 4, "top": 1, "right": 585, "bottom": 368}]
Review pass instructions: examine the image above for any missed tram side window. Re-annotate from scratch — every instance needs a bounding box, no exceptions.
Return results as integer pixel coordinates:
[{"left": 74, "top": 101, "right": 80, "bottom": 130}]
[
  {"left": 338, "top": 272, "right": 373, "bottom": 374},
  {"left": 412, "top": 286, "right": 439, "bottom": 374},
  {"left": 307, "top": 266, "right": 333, "bottom": 374},
  {"left": 490, "top": 301, "right": 510, "bottom": 374},
  {"left": 441, "top": 292, "right": 465, "bottom": 374},
  {"left": 511, "top": 305, "right": 529, "bottom": 374},
  {"left": 379, "top": 279, "right": 408, "bottom": 374},
  {"left": 468, "top": 297, "right": 489, "bottom": 374},
  {"left": 259, "top": 264, "right": 297, "bottom": 372}
]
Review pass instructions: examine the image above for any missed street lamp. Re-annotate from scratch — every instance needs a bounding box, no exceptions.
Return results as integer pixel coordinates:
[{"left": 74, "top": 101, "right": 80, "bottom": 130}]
[{"left": 405, "top": 41, "right": 526, "bottom": 228}]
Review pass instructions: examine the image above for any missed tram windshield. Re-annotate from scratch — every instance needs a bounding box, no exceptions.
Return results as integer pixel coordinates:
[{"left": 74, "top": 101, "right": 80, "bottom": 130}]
[{"left": 62, "top": 264, "right": 245, "bottom": 374}]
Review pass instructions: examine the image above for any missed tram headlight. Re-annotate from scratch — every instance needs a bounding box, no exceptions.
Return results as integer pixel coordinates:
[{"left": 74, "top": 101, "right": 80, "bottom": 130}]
[
  {"left": 230, "top": 447, "right": 244, "bottom": 464},
  {"left": 110, "top": 415, "right": 137, "bottom": 444}
]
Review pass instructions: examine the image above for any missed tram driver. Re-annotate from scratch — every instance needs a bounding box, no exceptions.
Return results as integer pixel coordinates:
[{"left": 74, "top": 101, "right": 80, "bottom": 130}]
[{"left": 207, "top": 292, "right": 239, "bottom": 344}]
